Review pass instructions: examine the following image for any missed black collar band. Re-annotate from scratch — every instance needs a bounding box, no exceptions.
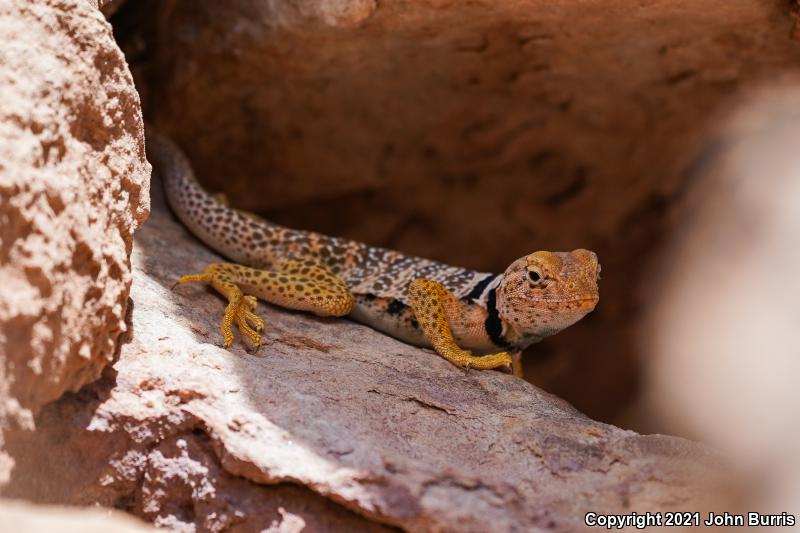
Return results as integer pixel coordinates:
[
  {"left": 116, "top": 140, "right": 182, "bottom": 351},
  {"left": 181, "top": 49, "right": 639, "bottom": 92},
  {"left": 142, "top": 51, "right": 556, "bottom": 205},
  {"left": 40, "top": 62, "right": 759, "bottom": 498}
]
[
  {"left": 465, "top": 273, "right": 497, "bottom": 303},
  {"left": 485, "top": 288, "right": 514, "bottom": 351}
]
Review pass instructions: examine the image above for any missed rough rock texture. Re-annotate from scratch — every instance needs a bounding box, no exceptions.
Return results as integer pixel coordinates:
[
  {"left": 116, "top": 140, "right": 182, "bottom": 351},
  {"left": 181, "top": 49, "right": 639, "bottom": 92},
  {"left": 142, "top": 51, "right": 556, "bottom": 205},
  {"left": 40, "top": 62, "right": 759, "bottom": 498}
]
[
  {"left": 0, "top": 498, "right": 154, "bottom": 533},
  {"left": 3, "top": 184, "right": 726, "bottom": 532},
  {"left": 116, "top": 0, "right": 800, "bottom": 421},
  {"left": 0, "top": 0, "right": 149, "bottom": 482}
]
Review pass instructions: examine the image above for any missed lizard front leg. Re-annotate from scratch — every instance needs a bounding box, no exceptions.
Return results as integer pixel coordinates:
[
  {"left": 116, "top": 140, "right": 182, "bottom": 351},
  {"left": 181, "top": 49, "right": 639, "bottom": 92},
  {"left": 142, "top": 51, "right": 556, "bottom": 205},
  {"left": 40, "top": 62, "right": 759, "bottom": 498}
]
[
  {"left": 174, "top": 260, "right": 353, "bottom": 349},
  {"left": 408, "top": 279, "right": 512, "bottom": 370},
  {"left": 511, "top": 351, "right": 524, "bottom": 378}
]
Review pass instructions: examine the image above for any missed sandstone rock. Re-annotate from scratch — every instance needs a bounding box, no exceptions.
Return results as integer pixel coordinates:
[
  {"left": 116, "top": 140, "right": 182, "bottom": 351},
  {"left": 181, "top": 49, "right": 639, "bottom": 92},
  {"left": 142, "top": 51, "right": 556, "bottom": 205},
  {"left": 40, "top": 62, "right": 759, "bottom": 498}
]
[
  {"left": 0, "top": 0, "right": 149, "bottom": 482},
  {"left": 0, "top": 498, "right": 154, "bottom": 533},
  {"left": 3, "top": 183, "right": 726, "bottom": 531},
  {"left": 117, "top": 0, "right": 800, "bottom": 420}
]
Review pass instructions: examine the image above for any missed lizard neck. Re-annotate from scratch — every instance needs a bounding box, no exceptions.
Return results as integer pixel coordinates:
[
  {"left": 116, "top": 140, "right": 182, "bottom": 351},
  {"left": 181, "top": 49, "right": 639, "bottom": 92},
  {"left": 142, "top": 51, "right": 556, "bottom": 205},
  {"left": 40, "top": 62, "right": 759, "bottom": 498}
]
[
  {"left": 484, "top": 286, "right": 544, "bottom": 352},
  {"left": 484, "top": 287, "right": 515, "bottom": 351},
  {"left": 458, "top": 275, "right": 543, "bottom": 353}
]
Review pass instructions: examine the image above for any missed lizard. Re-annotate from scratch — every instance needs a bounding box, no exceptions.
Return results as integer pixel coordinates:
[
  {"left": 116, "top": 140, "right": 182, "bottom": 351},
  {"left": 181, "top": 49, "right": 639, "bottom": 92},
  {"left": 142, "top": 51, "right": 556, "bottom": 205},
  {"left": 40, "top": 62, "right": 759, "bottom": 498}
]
[{"left": 147, "top": 132, "right": 601, "bottom": 377}]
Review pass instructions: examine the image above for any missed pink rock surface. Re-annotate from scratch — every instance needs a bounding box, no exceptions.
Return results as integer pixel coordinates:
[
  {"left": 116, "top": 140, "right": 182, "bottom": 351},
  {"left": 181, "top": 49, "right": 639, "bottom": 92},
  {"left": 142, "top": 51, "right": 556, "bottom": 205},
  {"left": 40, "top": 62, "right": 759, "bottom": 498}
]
[{"left": 0, "top": 0, "right": 149, "bottom": 482}]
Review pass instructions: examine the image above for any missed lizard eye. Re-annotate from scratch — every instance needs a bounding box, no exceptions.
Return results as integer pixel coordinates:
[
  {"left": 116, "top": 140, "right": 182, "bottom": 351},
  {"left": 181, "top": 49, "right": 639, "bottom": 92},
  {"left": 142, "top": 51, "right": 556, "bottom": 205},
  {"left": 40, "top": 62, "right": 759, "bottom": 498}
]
[{"left": 527, "top": 267, "right": 544, "bottom": 285}]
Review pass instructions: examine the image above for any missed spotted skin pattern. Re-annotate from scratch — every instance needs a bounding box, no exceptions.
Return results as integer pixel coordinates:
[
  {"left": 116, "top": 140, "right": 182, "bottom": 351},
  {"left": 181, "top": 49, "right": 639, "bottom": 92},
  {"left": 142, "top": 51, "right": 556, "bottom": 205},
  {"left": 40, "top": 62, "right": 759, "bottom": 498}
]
[{"left": 148, "top": 132, "right": 601, "bottom": 375}]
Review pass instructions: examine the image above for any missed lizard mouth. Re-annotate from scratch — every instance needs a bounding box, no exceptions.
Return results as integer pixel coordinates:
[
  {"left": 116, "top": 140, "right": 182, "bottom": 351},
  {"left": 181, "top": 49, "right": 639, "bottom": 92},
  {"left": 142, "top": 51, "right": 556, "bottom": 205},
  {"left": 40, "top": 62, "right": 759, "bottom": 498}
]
[
  {"left": 533, "top": 296, "right": 599, "bottom": 312},
  {"left": 537, "top": 296, "right": 599, "bottom": 304}
]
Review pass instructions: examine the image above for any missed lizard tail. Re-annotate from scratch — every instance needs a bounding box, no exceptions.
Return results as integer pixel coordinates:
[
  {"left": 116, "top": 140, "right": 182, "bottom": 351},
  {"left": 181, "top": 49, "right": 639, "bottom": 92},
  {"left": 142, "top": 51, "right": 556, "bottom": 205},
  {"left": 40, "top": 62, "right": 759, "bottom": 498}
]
[
  {"left": 144, "top": 129, "right": 489, "bottom": 302},
  {"left": 146, "top": 128, "right": 286, "bottom": 267}
]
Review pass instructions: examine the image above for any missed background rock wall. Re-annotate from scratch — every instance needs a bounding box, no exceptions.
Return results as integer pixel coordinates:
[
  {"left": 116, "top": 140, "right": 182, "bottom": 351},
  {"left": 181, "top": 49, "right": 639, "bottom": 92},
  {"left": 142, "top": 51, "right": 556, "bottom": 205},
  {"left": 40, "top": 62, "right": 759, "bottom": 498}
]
[
  {"left": 114, "top": 0, "right": 800, "bottom": 421},
  {"left": 0, "top": 0, "right": 149, "bottom": 482}
]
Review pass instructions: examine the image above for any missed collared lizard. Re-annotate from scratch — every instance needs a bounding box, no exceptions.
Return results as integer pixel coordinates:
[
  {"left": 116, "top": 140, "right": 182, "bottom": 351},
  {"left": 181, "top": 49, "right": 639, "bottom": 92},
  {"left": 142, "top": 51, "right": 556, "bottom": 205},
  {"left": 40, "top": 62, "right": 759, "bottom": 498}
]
[{"left": 147, "top": 132, "right": 600, "bottom": 377}]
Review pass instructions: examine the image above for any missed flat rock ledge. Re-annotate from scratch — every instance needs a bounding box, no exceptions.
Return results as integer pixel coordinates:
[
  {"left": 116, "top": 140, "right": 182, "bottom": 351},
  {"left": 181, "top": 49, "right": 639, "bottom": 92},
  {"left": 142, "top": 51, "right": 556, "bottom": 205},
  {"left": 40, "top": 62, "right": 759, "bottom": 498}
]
[{"left": 4, "top": 187, "right": 724, "bottom": 532}]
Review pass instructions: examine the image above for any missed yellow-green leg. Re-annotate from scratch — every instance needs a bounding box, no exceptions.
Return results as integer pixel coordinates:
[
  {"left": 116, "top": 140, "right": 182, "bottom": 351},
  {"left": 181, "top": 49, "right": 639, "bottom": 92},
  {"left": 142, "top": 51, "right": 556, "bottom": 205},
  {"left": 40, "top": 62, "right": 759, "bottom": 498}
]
[
  {"left": 174, "top": 260, "right": 353, "bottom": 349},
  {"left": 408, "top": 279, "right": 512, "bottom": 370}
]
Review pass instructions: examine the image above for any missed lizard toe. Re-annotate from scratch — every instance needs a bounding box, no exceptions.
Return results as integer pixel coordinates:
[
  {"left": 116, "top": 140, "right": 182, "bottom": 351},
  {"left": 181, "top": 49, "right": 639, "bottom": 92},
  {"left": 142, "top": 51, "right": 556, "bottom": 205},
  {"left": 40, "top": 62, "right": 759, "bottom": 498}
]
[{"left": 233, "top": 294, "right": 265, "bottom": 348}]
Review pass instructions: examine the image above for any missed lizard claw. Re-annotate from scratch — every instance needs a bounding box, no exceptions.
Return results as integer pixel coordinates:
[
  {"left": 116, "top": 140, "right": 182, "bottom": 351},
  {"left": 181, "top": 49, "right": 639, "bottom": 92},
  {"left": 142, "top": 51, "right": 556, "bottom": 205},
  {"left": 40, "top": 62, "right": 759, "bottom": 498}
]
[
  {"left": 232, "top": 297, "right": 265, "bottom": 349},
  {"left": 221, "top": 293, "right": 265, "bottom": 350}
]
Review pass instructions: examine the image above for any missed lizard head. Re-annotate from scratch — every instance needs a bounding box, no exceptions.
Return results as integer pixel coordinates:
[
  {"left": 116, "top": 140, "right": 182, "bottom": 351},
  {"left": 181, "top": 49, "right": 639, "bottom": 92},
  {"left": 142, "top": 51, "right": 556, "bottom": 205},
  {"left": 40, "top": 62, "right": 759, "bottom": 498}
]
[{"left": 496, "top": 249, "right": 600, "bottom": 343}]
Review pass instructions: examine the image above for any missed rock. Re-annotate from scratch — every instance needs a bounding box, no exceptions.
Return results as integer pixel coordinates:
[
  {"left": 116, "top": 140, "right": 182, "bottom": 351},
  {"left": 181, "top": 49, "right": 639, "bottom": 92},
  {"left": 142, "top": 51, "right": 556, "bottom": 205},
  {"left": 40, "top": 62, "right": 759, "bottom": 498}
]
[
  {"left": 3, "top": 182, "right": 726, "bottom": 531},
  {"left": 0, "top": 498, "right": 154, "bottom": 533},
  {"left": 99, "top": 1, "right": 127, "bottom": 19},
  {"left": 642, "top": 82, "right": 800, "bottom": 516},
  {"left": 85, "top": 0, "right": 126, "bottom": 17},
  {"left": 0, "top": 0, "right": 149, "bottom": 483},
  {"left": 116, "top": 0, "right": 800, "bottom": 420}
]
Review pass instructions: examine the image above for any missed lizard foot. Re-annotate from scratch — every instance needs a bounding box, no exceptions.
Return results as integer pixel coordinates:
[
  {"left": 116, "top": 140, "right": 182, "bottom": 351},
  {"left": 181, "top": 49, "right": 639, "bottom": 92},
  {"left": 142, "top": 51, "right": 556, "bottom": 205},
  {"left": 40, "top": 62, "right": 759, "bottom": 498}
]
[
  {"left": 226, "top": 294, "right": 265, "bottom": 349},
  {"left": 174, "top": 268, "right": 266, "bottom": 350},
  {"left": 451, "top": 351, "right": 513, "bottom": 370}
]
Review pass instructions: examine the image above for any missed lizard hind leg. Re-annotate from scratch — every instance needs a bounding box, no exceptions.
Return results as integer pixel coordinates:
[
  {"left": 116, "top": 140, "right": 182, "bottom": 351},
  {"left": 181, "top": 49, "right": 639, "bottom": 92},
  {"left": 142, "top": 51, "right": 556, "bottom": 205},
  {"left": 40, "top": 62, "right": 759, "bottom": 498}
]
[
  {"left": 173, "top": 261, "right": 353, "bottom": 349},
  {"left": 272, "top": 258, "right": 354, "bottom": 316},
  {"left": 408, "top": 279, "right": 512, "bottom": 370}
]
